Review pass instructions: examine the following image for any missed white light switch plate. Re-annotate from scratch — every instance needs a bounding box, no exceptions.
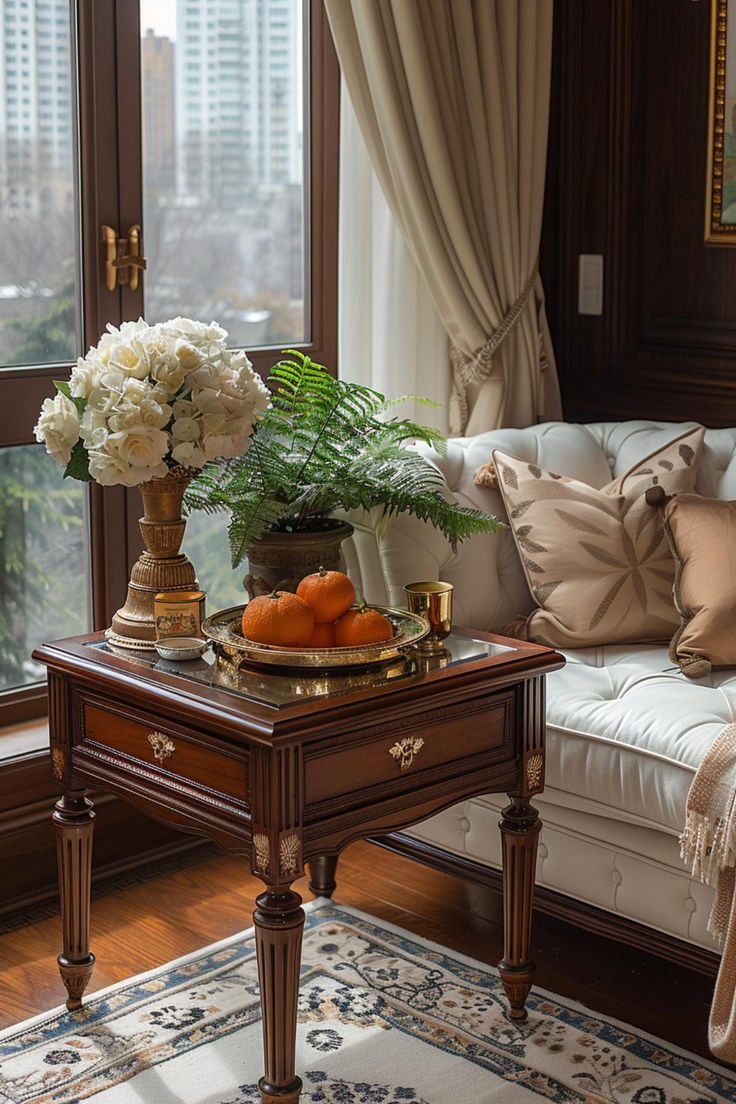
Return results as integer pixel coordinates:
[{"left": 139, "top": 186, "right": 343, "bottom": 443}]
[{"left": 578, "top": 254, "right": 603, "bottom": 315}]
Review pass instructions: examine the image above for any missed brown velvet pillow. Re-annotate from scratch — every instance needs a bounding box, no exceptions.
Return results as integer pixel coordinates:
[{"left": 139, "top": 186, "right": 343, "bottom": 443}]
[{"left": 662, "top": 493, "right": 736, "bottom": 678}]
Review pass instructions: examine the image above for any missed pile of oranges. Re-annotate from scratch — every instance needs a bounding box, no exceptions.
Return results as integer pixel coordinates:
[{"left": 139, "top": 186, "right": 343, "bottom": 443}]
[{"left": 240, "top": 567, "right": 393, "bottom": 649}]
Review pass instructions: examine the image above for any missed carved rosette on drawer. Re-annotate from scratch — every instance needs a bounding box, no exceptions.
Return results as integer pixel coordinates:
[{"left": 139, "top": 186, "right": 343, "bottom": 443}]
[
  {"left": 389, "top": 736, "right": 425, "bottom": 771},
  {"left": 147, "top": 731, "right": 175, "bottom": 763}
]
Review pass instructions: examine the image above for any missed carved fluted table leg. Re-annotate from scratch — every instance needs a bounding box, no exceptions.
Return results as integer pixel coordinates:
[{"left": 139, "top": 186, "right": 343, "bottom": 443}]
[
  {"left": 53, "top": 793, "right": 95, "bottom": 1011},
  {"left": 254, "top": 888, "right": 305, "bottom": 1104},
  {"left": 498, "top": 798, "right": 541, "bottom": 1020},
  {"left": 308, "top": 855, "right": 338, "bottom": 898}
]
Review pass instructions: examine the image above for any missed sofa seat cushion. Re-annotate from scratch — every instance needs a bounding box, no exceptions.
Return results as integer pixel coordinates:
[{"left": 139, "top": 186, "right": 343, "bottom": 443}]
[{"left": 545, "top": 645, "right": 736, "bottom": 836}]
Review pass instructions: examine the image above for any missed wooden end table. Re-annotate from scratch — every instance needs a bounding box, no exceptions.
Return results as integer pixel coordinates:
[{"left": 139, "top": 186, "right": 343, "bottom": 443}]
[{"left": 34, "top": 627, "right": 563, "bottom": 1104}]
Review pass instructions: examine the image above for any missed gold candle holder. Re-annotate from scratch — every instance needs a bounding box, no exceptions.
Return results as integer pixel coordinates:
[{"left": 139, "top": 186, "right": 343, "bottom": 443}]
[{"left": 404, "top": 581, "right": 453, "bottom": 652}]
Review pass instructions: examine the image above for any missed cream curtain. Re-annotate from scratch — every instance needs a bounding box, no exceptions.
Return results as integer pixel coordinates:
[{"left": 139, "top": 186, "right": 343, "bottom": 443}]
[
  {"left": 325, "top": 0, "right": 562, "bottom": 433},
  {"left": 339, "top": 81, "right": 450, "bottom": 433}
]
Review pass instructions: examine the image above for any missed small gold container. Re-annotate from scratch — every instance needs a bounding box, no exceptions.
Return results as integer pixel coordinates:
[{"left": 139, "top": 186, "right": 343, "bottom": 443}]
[
  {"left": 154, "top": 590, "right": 206, "bottom": 639},
  {"left": 404, "top": 581, "right": 453, "bottom": 652}
]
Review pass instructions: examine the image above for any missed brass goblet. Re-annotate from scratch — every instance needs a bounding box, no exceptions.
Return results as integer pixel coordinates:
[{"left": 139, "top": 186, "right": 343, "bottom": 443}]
[{"left": 404, "top": 581, "right": 453, "bottom": 652}]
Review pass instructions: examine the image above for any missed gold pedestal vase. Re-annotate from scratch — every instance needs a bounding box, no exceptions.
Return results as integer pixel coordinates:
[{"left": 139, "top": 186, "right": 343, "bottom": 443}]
[{"left": 106, "top": 467, "right": 198, "bottom": 651}]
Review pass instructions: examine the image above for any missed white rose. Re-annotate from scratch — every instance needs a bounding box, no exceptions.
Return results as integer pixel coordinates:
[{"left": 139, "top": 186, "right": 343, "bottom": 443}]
[
  {"left": 219, "top": 392, "right": 248, "bottom": 416},
  {"left": 253, "top": 377, "right": 270, "bottom": 413},
  {"left": 226, "top": 416, "right": 257, "bottom": 456},
  {"left": 116, "top": 380, "right": 172, "bottom": 430},
  {"left": 83, "top": 425, "right": 110, "bottom": 450},
  {"left": 165, "top": 316, "right": 202, "bottom": 339},
  {"left": 175, "top": 339, "right": 202, "bottom": 370},
  {"left": 97, "top": 320, "right": 147, "bottom": 360},
  {"left": 151, "top": 352, "right": 189, "bottom": 393},
  {"left": 69, "top": 353, "right": 105, "bottom": 399},
  {"left": 87, "top": 445, "right": 168, "bottom": 487},
  {"left": 88, "top": 448, "right": 129, "bottom": 485},
  {"left": 172, "top": 441, "right": 206, "bottom": 469},
  {"left": 219, "top": 369, "right": 248, "bottom": 400},
  {"left": 201, "top": 408, "right": 228, "bottom": 435},
  {"left": 99, "top": 366, "right": 127, "bottom": 394},
  {"left": 119, "top": 377, "right": 149, "bottom": 405},
  {"left": 202, "top": 433, "right": 240, "bottom": 461},
  {"left": 171, "top": 415, "right": 201, "bottom": 442},
  {"left": 80, "top": 404, "right": 110, "bottom": 442},
  {"left": 85, "top": 385, "right": 119, "bottom": 416},
  {"left": 192, "top": 387, "right": 223, "bottom": 415},
  {"left": 172, "top": 399, "right": 197, "bottom": 419},
  {"left": 116, "top": 318, "right": 149, "bottom": 340},
  {"left": 203, "top": 321, "right": 228, "bottom": 345},
  {"left": 186, "top": 364, "right": 220, "bottom": 391},
  {"left": 34, "top": 392, "right": 79, "bottom": 465},
  {"left": 108, "top": 339, "right": 151, "bottom": 380},
  {"left": 138, "top": 396, "right": 172, "bottom": 429},
  {"left": 228, "top": 349, "right": 253, "bottom": 373},
  {"left": 105, "top": 426, "right": 169, "bottom": 471},
  {"left": 108, "top": 396, "right": 171, "bottom": 432},
  {"left": 228, "top": 367, "right": 269, "bottom": 413}
]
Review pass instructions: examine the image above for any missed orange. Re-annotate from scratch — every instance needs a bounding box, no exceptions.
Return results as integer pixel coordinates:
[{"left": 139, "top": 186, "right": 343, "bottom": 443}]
[
  {"left": 334, "top": 605, "right": 393, "bottom": 646},
  {"left": 241, "top": 590, "right": 314, "bottom": 647},
  {"left": 296, "top": 566, "right": 355, "bottom": 623},
  {"left": 305, "top": 621, "right": 337, "bottom": 648}
]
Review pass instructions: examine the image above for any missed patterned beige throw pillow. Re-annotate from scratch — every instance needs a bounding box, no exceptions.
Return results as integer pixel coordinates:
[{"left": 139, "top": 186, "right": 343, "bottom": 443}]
[{"left": 492, "top": 427, "right": 705, "bottom": 648}]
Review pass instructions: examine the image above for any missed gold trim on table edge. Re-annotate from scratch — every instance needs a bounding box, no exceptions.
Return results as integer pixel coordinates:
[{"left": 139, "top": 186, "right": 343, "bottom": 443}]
[{"left": 202, "top": 604, "right": 429, "bottom": 669}]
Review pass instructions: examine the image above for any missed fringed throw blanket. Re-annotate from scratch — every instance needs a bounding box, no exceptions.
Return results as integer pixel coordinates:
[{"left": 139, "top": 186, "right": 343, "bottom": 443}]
[{"left": 681, "top": 722, "right": 736, "bottom": 1060}]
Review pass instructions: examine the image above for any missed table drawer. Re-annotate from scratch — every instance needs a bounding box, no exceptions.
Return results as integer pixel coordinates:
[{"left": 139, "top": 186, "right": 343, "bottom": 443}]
[
  {"left": 81, "top": 702, "right": 247, "bottom": 803},
  {"left": 304, "top": 692, "right": 513, "bottom": 808}
]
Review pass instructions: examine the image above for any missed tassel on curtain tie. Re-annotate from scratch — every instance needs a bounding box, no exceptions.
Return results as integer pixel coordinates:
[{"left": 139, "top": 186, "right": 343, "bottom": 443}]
[{"left": 449, "top": 258, "right": 539, "bottom": 434}]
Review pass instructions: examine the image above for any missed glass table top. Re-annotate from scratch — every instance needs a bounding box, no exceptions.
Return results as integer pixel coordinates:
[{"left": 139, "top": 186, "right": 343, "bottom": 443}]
[{"left": 89, "top": 632, "right": 515, "bottom": 710}]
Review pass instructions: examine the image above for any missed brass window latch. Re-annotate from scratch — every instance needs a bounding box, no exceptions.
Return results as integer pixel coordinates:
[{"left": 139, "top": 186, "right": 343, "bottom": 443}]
[{"left": 102, "top": 224, "right": 147, "bottom": 292}]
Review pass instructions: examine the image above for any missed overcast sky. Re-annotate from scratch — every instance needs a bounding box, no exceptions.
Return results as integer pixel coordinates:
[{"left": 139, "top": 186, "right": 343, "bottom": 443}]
[{"left": 140, "top": 1, "right": 176, "bottom": 40}]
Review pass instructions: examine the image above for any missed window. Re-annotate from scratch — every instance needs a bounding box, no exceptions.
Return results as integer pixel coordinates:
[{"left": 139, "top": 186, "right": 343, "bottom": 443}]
[{"left": 0, "top": 0, "right": 338, "bottom": 731}]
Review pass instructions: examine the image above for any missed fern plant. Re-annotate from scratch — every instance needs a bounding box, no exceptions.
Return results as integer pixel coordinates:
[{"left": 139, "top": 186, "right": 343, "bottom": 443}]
[{"left": 186, "top": 351, "right": 504, "bottom": 569}]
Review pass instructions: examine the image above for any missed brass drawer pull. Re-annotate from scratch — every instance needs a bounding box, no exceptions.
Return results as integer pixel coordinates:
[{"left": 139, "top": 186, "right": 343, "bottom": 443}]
[
  {"left": 148, "top": 731, "right": 175, "bottom": 762},
  {"left": 389, "top": 736, "right": 425, "bottom": 771}
]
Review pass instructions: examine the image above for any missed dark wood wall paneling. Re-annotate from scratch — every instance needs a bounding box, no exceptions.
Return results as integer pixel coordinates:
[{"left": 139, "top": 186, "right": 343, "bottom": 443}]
[{"left": 541, "top": 0, "right": 736, "bottom": 427}]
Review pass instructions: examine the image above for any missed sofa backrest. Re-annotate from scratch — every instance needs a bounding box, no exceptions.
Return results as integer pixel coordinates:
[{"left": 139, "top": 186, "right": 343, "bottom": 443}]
[{"left": 342, "top": 420, "right": 736, "bottom": 632}]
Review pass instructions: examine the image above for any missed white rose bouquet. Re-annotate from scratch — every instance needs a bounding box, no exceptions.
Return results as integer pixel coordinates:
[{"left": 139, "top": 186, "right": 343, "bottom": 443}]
[{"left": 34, "top": 317, "right": 270, "bottom": 486}]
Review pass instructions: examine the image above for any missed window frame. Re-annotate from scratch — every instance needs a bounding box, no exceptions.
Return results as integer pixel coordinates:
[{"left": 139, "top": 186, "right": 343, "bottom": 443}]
[{"left": 0, "top": 0, "right": 339, "bottom": 729}]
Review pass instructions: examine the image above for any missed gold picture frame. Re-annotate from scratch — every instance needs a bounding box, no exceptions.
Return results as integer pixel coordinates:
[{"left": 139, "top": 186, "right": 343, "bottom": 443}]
[{"left": 706, "top": 0, "right": 736, "bottom": 242}]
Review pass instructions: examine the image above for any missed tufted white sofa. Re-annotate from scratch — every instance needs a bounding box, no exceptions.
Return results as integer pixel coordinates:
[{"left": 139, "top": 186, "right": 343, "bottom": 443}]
[{"left": 342, "top": 420, "right": 736, "bottom": 963}]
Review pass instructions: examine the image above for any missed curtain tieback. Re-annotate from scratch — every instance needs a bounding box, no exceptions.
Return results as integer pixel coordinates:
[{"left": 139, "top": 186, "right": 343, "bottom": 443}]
[{"left": 449, "top": 258, "right": 539, "bottom": 433}]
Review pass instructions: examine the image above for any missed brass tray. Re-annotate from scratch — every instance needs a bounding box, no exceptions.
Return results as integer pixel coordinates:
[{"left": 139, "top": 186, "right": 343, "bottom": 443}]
[{"left": 202, "top": 604, "right": 429, "bottom": 669}]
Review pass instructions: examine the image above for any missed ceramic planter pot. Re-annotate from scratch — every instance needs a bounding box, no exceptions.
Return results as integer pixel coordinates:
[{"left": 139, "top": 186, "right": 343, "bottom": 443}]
[{"left": 243, "top": 521, "right": 354, "bottom": 601}]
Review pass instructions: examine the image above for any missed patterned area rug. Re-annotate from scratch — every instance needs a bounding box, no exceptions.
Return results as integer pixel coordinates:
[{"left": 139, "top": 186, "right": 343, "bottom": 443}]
[{"left": 1, "top": 900, "right": 734, "bottom": 1104}]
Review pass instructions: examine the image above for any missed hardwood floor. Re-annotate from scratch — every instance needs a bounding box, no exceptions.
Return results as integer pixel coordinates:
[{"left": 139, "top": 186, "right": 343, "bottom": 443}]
[{"left": 0, "top": 840, "right": 718, "bottom": 1063}]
